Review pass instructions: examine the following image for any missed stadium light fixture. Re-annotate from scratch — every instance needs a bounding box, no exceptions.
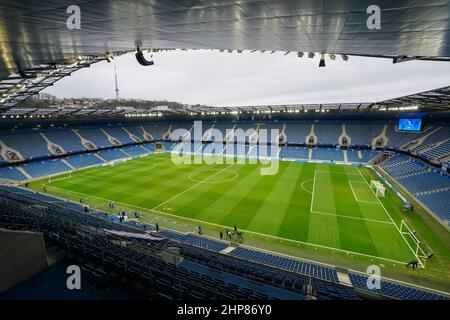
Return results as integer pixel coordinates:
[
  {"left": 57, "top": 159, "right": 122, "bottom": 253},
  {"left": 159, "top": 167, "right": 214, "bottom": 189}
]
[
  {"left": 308, "top": 52, "right": 315, "bottom": 59},
  {"left": 105, "top": 55, "right": 114, "bottom": 63},
  {"left": 135, "top": 46, "right": 154, "bottom": 66},
  {"left": 319, "top": 54, "right": 326, "bottom": 67},
  {"left": 297, "top": 52, "right": 304, "bottom": 58},
  {"left": 329, "top": 53, "right": 336, "bottom": 60},
  {"left": 341, "top": 54, "right": 349, "bottom": 61}
]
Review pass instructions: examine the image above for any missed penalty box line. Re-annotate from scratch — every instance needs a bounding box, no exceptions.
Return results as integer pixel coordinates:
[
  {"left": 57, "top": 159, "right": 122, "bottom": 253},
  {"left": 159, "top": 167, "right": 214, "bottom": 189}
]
[
  {"left": 36, "top": 184, "right": 410, "bottom": 266},
  {"left": 310, "top": 170, "right": 391, "bottom": 224},
  {"left": 311, "top": 210, "right": 394, "bottom": 225},
  {"left": 356, "top": 167, "right": 424, "bottom": 267},
  {"left": 348, "top": 180, "right": 379, "bottom": 204},
  {"left": 152, "top": 165, "right": 234, "bottom": 211}
]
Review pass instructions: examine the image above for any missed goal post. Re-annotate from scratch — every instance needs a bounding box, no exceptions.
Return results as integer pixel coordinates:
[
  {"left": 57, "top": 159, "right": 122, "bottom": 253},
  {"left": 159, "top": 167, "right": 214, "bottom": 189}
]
[
  {"left": 400, "top": 220, "right": 428, "bottom": 267},
  {"left": 370, "top": 180, "right": 385, "bottom": 197},
  {"left": 48, "top": 171, "right": 71, "bottom": 183}
]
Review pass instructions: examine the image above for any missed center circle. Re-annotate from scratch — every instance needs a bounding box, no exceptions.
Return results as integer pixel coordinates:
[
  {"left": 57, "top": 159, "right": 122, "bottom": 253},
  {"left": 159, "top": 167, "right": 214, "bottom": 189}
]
[{"left": 188, "top": 168, "right": 238, "bottom": 184}]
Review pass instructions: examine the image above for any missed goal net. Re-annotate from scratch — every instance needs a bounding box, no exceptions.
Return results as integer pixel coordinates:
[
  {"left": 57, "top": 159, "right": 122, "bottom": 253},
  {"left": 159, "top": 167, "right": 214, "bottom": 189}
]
[
  {"left": 370, "top": 180, "right": 385, "bottom": 197},
  {"left": 47, "top": 171, "right": 71, "bottom": 183},
  {"left": 400, "top": 220, "right": 428, "bottom": 267},
  {"left": 155, "top": 143, "right": 164, "bottom": 153}
]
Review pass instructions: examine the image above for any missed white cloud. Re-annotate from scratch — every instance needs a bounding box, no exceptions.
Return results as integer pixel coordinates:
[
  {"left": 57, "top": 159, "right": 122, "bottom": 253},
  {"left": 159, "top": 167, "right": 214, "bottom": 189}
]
[{"left": 44, "top": 50, "right": 450, "bottom": 106}]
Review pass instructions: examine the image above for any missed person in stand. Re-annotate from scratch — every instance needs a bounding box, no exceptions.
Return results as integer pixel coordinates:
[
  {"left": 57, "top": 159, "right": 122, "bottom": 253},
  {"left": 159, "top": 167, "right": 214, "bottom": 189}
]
[
  {"left": 219, "top": 231, "right": 223, "bottom": 240},
  {"left": 155, "top": 223, "right": 160, "bottom": 233},
  {"left": 234, "top": 225, "right": 237, "bottom": 233}
]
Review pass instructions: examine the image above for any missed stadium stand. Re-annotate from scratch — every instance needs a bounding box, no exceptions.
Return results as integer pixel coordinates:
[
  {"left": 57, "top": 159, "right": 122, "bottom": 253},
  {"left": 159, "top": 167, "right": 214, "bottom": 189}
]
[
  {"left": 43, "top": 129, "right": 85, "bottom": 153},
  {"left": 285, "top": 123, "right": 310, "bottom": 144},
  {"left": 0, "top": 183, "right": 447, "bottom": 301},
  {"left": 123, "top": 126, "right": 146, "bottom": 140},
  {"left": 0, "top": 166, "right": 27, "bottom": 181},
  {"left": 346, "top": 124, "right": 383, "bottom": 147},
  {"left": 228, "top": 247, "right": 339, "bottom": 283},
  {"left": 77, "top": 128, "right": 112, "bottom": 148},
  {"left": 421, "top": 139, "right": 450, "bottom": 161},
  {"left": 314, "top": 124, "right": 342, "bottom": 145},
  {"left": 409, "top": 127, "right": 450, "bottom": 154},
  {"left": 142, "top": 124, "right": 169, "bottom": 140},
  {"left": 97, "top": 149, "right": 128, "bottom": 161},
  {"left": 65, "top": 154, "right": 104, "bottom": 169},
  {"left": 22, "top": 159, "right": 71, "bottom": 178},
  {"left": 280, "top": 146, "right": 309, "bottom": 159},
  {"left": 103, "top": 126, "right": 135, "bottom": 144},
  {"left": 348, "top": 273, "right": 446, "bottom": 300},
  {"left": 416, "top": 191, "right": 450, "bottom": 222},
  {"left": 120, "top": 145, "right": 150, "bottom": 157},
  {"left": 385, "top": 125, "right": 431, "bottom": 149},
  {"left": 0, "top": 132, "right": 49, "bottom": 159},
  {"left": 379, "top": 155, "right": 450, "bottom": 224},
  {"left": 311, "top": 148, "right": 344, "bottom": 161}
]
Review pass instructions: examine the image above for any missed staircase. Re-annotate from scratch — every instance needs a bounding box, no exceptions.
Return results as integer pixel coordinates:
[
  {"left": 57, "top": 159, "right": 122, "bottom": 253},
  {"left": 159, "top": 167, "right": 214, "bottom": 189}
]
[
  {"left": 371, "top": 125, "right": 388, "bottom": 147},
  {"left": 141, "top": 125, "right": 154, "bottom": 141},
  {"left": 401, "top": 127, "right": 438, "bottom": 151},
  {"left": 17, "top": 166, "right": 32, "bottom": 179},
  {"left": 94, "top": 153, "right": 106, "bottom": 162},
  {"left": 61, "top": 159, "right": 75, "bottom": 170},
  {"left": 122, "top": 126, "right": 142, "bottom": 143},
  {"left": 100, "top": 129, "right": 122, "bottom": 146},
  {"left": 405, "top": 127, "right": 441, "bottom": 153},
  {"left": 72, "top": 129, "right": 96, "bottom": 150},
  {"left": 220, "top": 246, "right": 237, "bottom": 254},
  {"left": 40, "top": 132, "right": 66, "bottom": 156}
]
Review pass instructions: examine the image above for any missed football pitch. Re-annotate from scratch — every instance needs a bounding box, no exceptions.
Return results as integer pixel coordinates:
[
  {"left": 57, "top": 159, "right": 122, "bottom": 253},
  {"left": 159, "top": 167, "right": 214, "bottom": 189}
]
[{"left": 29, "top": 152, "right": 420, "bottom": 265}]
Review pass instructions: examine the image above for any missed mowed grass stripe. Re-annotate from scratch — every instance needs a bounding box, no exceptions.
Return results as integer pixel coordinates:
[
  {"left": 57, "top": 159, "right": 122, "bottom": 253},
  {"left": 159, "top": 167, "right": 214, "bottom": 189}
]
[
  {"left": 219, "top": 163, "right": 290, "bottom": 231},
  {"left": 189, "top": 164, "right": 259, "bottom": 222},
  {"left": 277, "top": 163, "right": 311, "bottom": 242},
  {"left": 40, "top": 154, "right": 416, "bottom": 263},
  {"left": 329, "top": 167, "right": 380, "bottom": 256},
  {"left": 153, "top": 164, "right": 236, "bottom": 212},
  {"left": 308, "top": 165, "right": 341, "bottom": 249},
  {"left": 248, "top": 162, "right": 303, "bottom": 236}
]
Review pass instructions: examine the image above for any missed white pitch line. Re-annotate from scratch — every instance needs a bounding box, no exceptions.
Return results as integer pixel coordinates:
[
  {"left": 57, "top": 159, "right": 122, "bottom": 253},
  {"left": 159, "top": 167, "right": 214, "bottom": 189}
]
[
  {"left": 77, "top": 174, "right": 108, "bottom": 180},
  {"left": 311, "top": 210, "right": 393, "bottom": 225},
  {"left": 315, "top": 170, "right": 361, "bottom": 176},
  {"left": 356, "top": 166, "right": 423, "bottom": 265},
  {"left": 300, "top": 179, "right": 313, "bottom": 194},
  {"left": 310, "top": 170, "right": 317, "bottom": 212},
  {"left": 348, "top": 180, "right": 378, "bottom": 204},
  {"left": 39, "top": 183, "right": 409, "bottom": 265},
  {"left": 152, "top": 165, "right": 232, "bottom": 210}
]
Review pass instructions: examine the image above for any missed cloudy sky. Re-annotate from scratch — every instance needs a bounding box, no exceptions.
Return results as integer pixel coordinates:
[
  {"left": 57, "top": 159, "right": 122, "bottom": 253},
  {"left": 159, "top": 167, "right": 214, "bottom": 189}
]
[{"left": 44, "top": 50, "right": 450, "bottom": 106}]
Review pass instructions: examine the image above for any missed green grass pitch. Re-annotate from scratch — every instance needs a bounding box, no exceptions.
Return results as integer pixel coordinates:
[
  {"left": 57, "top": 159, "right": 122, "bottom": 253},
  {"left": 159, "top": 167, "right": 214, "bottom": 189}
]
[{"left": 33, "top": 153, "right": 418, "bottom": 265}]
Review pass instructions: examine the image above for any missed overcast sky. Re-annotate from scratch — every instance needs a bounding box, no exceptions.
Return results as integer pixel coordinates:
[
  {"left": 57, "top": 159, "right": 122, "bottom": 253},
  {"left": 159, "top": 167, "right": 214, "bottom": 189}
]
[{"left": 44, "top": 50, "right": 450, "bottom": 106}]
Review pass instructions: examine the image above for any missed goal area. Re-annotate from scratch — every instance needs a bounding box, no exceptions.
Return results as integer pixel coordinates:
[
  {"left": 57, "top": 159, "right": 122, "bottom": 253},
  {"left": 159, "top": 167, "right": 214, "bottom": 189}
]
[
  {"left": 370, "top": 180, "right": 385, "bottom": 197},
  {"left": 400, "top": 220, "right": 429, "bottom": 268}
]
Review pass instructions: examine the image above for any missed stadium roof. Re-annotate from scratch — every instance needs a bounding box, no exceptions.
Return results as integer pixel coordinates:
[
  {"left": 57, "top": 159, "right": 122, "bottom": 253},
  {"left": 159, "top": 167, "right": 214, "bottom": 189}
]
[
  {"left": 2, "top": 85, "right": 449, "bottom": 119},
  {"left": 0, "top": 0, "right": 449, "bottom": 112}
]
